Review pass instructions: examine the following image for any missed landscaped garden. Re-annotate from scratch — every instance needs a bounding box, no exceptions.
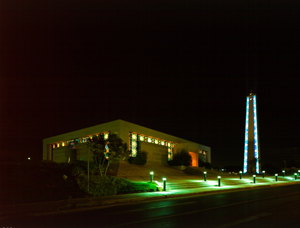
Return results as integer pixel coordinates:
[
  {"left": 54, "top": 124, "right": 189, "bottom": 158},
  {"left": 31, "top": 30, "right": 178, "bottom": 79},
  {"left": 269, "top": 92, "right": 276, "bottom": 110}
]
[{"left": 0, "top": 160, "right": 157, "bottom": 205}]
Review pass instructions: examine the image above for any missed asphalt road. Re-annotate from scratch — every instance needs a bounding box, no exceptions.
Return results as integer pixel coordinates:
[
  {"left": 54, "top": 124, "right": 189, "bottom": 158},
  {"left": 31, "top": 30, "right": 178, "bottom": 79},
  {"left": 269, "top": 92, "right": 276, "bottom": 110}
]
[{"left": 2, "top": 184, "right": 300, "bottom": 228}]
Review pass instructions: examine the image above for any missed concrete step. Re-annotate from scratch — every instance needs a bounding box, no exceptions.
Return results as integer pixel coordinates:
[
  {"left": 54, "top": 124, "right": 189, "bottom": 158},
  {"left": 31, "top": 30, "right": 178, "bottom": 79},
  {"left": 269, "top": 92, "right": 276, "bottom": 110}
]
[{"left": 166, "top": 182, "right": 204, "bottom": 190}]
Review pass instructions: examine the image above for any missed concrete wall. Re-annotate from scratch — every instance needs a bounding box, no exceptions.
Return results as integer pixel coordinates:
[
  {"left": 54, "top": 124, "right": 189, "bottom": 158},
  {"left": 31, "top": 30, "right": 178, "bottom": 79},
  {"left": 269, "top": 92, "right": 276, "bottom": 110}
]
[
  {"left": 43, "top": 119, "right": 211, "bottom": 166},
  {"left": 43, "top": 120, "right": 121, "bottom": 160},
  {"left": 139, "top": 141, "right": 168, "bottom": 165}
]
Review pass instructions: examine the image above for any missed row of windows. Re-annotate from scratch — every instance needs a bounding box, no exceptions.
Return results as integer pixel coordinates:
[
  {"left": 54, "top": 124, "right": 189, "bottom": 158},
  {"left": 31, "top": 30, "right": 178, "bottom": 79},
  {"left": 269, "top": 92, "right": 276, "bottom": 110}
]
[
  {"left": 52, "top": 132, "right": 109, "bottom": 148},
  {"left": 129, "top": 133, "right": 175, "bottom": 160}
]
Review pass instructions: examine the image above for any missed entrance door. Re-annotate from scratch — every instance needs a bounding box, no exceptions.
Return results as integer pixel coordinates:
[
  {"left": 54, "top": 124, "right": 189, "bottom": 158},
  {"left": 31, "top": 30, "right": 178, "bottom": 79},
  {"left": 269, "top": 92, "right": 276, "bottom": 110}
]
[{"left": 189, "top": 152, "right": 197, "bottom": 167}]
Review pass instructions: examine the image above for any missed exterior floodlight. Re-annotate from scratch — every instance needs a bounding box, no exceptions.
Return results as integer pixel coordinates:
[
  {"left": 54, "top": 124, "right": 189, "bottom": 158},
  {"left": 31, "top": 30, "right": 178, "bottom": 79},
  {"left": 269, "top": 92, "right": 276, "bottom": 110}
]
[
  {"left": 163, "top": 177, "right": 166, "bottom": 191},
  {"left": 262, "top": 170, "right": 265, "bottom": 178},
  {"left": 282, "top": 170, "right": 285, "bottom": 177},
  {"left": 295, "top": 173, "right": 297, "bottom": 180},
  {"left": 150, "top": 171, "right": 154, "bottom": 182},
  {"left": 218, "top": 176, "right": 221, "bottom": 187},
  {"left": 275, "top": 174, "right": 278, "bottom": 182},
  {"left": 239, "top": 171, "right": 242, "bottom": 179},
  {"left": 253, "top": 175, "right": 256, "bottom": 184},
  {"left": 204, "top": 171, "right": 207, "bottom": 181}
]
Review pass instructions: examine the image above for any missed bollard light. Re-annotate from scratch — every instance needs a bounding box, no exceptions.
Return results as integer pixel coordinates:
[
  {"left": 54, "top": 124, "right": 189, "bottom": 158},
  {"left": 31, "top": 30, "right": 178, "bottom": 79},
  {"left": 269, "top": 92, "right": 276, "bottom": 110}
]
[
  {"left": 204, "top": 171, "right": 207, "bottom": 181},
  {"left": 275, "top": 174, "right": 278, "bottom": 182},
  {"left": 150, "top": 171, "right": 154, "bottom": 182},
  {"left": 218, "top": 176, "right": 221, "bottom": 187},
  {"left": 262, "top": 170, "right": 265, "bottom": 178},
  {"left": 253, "top": 175, "right": 256, "bottom": 184},
  {"left": 163, "top": 177, "right": 166, "bottom": 191},
  {"left": 282, "top": 170, "right": 285, "bottom": 177},
  {"left": 295, "top": 173, "right": 297, "bottom": 180},
  {"left": 239, "top": 171, "right": 242, "bottom": 179}
]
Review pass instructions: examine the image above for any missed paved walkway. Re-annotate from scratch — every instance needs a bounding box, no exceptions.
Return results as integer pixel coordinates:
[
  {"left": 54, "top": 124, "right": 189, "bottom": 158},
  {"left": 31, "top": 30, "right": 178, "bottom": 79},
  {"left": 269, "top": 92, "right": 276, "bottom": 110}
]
[{"left": 1, "top": 175, "right": 299, "bottom": 219}]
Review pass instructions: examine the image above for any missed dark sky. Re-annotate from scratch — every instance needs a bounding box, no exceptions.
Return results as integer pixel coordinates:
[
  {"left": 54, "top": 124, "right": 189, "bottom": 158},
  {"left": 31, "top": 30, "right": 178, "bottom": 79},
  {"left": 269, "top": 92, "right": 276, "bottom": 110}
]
[{"left": 1, "top": 0, "right": 299, "bottom": 167}]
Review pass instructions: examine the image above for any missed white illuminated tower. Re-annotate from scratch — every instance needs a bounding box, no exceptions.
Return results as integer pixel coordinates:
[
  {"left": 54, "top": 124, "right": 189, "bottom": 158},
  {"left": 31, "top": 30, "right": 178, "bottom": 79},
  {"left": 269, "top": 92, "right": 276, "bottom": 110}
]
[{"left": 243, "top": 92, "right": 260, "bottom": 173}]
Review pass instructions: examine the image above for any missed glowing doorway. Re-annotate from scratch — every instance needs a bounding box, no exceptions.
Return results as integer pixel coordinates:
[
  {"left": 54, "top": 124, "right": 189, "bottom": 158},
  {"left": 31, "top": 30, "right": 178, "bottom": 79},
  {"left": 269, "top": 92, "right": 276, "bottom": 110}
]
[{"left": 189, "top": 152, "right": 197, "bottom": 167}]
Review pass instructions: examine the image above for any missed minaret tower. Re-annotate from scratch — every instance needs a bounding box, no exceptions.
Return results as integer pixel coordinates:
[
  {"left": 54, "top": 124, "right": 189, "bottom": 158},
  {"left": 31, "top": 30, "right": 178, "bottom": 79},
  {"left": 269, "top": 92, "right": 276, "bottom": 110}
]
[{"left": 243, "top": 91, "right": 260, "bottom": 173}]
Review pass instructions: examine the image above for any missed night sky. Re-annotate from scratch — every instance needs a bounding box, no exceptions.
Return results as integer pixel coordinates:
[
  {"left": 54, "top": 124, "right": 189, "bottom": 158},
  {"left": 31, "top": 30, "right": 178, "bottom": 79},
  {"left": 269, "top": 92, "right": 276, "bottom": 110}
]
[{"left": 1, "top": 0, "right": 299, "bottom": 167}]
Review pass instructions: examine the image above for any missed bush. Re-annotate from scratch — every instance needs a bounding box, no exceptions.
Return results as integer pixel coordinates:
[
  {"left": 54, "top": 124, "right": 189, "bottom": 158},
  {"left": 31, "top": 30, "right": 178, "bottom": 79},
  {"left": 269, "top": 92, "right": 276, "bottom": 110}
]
[
  {"left": 128, "top": 151, "right": 148, "bottom": 165},
  {"left": 76, "top": 175, "right": 157, "bottom": 196},
  {"left": 198, "top": 159, "right": 205, "bottom": 167},
  {"left": 168, "top": 149, "right": 191, "bottom": 166},
  {"left": 58, "top": 160, "right": 97, "bottom": 176},
  {"left": 198, "top": 160, "right": 212, "bottom": 169}
]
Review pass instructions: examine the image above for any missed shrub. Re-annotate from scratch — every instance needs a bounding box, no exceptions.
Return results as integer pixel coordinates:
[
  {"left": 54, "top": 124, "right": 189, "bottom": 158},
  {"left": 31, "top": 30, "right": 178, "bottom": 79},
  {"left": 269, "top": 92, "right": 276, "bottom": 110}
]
[
  {"left": 198, "top": 160, "right": 212, "bottom": 169},
  {"left": 71, "top": 166, "right": 86, "bottom": 178},
  {"left": 204, "top": 162, "right": 212, "bottom": 169},
  {"left": 128, "top": 151, "right": 148, "bottom": 165},
  {"left": 168, "top": 149, "right": 191, "bottom": 166},
  {"left": 198, "top": 159, "right": 206, "bottom": 167},
  {"left": 76, "top": 175, "right": 157, "bottom": 196}
]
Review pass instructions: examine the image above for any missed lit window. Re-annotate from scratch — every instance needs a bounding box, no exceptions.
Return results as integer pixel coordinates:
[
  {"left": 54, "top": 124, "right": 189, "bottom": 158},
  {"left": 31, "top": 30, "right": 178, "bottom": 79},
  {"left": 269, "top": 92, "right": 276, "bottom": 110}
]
[
  {"left": 132, "top": 133, "right": 137, "bottom": 140},
  {"left": 132, "top": 149, "right": 137, "bottom": 157}
]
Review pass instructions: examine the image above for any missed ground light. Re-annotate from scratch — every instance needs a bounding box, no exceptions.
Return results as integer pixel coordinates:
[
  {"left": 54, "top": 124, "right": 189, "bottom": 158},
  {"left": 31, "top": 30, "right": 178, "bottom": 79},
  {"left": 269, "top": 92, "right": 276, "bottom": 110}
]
[
  {"left": 163, "top": 177, "right": 166, "bottom": 191},
  {"left": 295, "top": 173, "right": 298, "bottom": 180},
  {"left": 218, "top": 176, "right": 221, "bottom": 187},
  {"left": 282, "top": 170, "right": 285, "bottom": 177},
  {"left": 262, "top": 170, "right": 265, "bottom": 178},
  {"left": 275, "top": 174, "right": 278, "bottom": 182},
  {"left": 150, "top": 171, "right": 154, "bottom": 182},
  {"left": 253, "top": 175, "right": 256, "bottom": 184},
  {"left": 204, "top": 171, "right": 207, "bottom": 181},
  {"left": 239, "top": 171, "right": 242, "bottom": 179}
]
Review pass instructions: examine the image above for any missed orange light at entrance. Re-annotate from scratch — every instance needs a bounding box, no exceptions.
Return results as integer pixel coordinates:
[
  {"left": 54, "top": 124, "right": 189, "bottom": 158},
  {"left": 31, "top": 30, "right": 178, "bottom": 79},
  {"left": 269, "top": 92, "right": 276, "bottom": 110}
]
[{"left": 189, "top": 152, "right": 197, "bottom": 167}]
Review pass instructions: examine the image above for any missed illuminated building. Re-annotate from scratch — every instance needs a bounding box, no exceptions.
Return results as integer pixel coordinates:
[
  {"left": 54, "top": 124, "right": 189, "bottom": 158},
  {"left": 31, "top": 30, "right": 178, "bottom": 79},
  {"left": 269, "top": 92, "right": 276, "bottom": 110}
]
[
  {"left": 243, "top": 92, "right": 260, "bottom": 173},
  {"left": 43, "top": 119, "right": 211, "bottom": 167}
]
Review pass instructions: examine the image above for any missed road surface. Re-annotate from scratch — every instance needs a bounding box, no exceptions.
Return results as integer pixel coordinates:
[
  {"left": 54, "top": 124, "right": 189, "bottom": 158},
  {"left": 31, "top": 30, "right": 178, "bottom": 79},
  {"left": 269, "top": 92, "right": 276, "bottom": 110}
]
[{"left": 1, "top": 184, "right": 300, "bottom": 228}]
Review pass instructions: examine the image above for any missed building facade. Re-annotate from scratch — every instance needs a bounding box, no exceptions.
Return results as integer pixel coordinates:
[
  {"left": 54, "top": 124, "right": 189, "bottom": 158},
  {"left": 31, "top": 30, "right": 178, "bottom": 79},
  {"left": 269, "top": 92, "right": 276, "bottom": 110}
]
[
  {"left": 243, "top": 92, "right": 260, "bottom": 173},
  {"left": 43, "top": 119, "right": 211, "bottom": 166}
]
